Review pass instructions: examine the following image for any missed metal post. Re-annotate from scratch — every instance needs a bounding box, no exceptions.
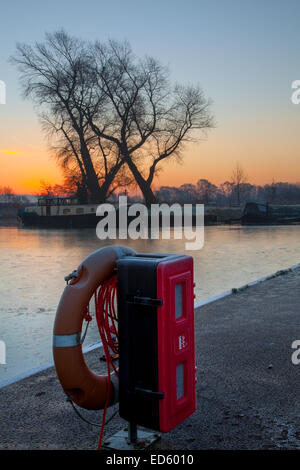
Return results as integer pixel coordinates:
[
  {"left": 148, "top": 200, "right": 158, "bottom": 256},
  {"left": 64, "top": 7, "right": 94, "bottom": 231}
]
[{"left": 128, "top": 422, "right": 137, "bottom": 444}]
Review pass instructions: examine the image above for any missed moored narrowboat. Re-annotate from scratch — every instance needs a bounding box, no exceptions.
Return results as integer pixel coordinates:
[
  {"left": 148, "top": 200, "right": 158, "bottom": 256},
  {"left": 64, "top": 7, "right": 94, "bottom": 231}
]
[
  {"left": 18, "top": 197, "right": 99, "bottom": 228},
  {"left": 241, "top": 202, "right": 300, "bottom": 224}
]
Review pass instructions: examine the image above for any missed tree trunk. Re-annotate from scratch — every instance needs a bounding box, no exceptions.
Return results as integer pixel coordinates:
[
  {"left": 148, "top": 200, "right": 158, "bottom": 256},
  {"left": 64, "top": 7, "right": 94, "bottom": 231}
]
[
  {"left": 80, "top": 140, "right": 105, "bottom": 203},
  {"left": 124, "top": 156, "right": 157, "bottom": 206},
  {"left": 98, "top": 160, "right": 124, "bottom": 201}
]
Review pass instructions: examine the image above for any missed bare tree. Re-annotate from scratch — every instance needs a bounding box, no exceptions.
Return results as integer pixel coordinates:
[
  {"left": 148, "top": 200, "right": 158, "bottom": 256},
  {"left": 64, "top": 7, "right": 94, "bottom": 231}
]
[
  {"left": 11, "top": 31, "right": 124, "bottom": 203},
  {"left": 0, "top": 186, "right": 15, "bottom": 203},
  {"left": 177, "top": 184, "right": 198, "bottom": 204},
  {"left": 37, "top": 180, "right": 72, "bottom": 197},
  {"left": 84, "top": 40, "right": 214, "bottom": 206},
  {"left": 12, "top": 32, "right": 213, "bottom": 206},
  {"left": 269, "top": 178, "right": 277, "bottom": 203},
  {"left": 196, "top": 179, "right": 218, "bottom": 204},
  {"left": 220, "top": 181, "right": 235, "bottom": 206},
  {"left": 231, "top": 162, "right": 248, "bottom": 206}
]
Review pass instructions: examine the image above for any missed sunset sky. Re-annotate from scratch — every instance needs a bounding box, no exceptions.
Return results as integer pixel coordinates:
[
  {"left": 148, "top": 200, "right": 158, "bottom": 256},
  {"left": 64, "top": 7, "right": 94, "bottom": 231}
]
[{"left": 0, "top": 0, "right": 299, "bottom": 194}]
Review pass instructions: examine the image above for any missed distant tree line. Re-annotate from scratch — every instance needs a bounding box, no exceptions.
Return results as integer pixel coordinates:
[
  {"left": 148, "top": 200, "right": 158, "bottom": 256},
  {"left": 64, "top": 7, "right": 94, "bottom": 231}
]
[
  {"left": 155, "top": 180, "right": 300, "bottom": 206},
  {"left": 2, "top": 180, "right": 300, "bottom": 207},
  {"left": 0, "top": 186, "right": 31, "bottom": 204}
]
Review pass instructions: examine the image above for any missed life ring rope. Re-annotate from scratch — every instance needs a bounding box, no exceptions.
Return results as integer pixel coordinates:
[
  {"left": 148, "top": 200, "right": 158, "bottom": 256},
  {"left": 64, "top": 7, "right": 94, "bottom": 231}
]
[
  {"left": 94, "top": 273, "right": 118, "bottom": 449},
  {"left": 53, "top": 246, "right": 135, "bottom": 412}
]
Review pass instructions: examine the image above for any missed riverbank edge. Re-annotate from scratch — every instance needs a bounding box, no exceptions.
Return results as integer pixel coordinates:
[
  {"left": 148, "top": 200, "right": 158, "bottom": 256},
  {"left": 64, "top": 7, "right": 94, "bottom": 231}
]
[{"left": 1, "top": 260, "right": 299, "bottom": 390}]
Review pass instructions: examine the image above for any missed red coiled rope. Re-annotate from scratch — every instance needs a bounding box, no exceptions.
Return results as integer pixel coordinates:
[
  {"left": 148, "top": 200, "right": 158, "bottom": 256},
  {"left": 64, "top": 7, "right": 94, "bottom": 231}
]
[{"left": 94, "top": 274, "right": 118, "bottom": 450}]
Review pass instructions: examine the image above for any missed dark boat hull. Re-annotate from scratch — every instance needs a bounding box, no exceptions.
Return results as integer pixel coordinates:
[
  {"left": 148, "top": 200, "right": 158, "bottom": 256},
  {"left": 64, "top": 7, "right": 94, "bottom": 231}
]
[
  {"left": 18, "top": 211, "right": 211, "bottom": 229},
  {"left": 241, "top": 216, "right": 300, "bottom": 225},
  {"left": 19, "top": 212, "right": 99, "bottom": 228},
  {"left": 241, "top": 202, "right": 300, "bottom": 225},
  {"left": 241, "top": 215, "right": 275, "bottom": 225}
]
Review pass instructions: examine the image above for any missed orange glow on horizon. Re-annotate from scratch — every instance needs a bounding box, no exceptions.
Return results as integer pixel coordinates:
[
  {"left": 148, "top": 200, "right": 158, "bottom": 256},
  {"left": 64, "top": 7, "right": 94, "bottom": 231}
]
[
  {"left": 0, "top": 146, "right": 63, "bottom": 194},
  {"left": 1, "top": 131, "right": 300, "bottom": 195},
  {"left": 0, "top": 150, "right": 20, "bottom": 156}
]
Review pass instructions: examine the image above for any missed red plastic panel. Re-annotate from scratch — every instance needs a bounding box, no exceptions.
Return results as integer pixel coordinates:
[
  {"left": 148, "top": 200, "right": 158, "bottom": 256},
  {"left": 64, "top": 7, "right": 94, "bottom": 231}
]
[{"left": 156, "top": 256, "right": 196, "bottom": 433}]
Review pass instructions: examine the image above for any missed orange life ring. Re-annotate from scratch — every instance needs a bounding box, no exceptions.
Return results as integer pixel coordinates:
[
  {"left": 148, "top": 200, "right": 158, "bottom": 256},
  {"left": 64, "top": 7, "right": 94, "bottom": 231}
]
[{"left": 53, "top": 245, "right": 135, "bottom": 410}]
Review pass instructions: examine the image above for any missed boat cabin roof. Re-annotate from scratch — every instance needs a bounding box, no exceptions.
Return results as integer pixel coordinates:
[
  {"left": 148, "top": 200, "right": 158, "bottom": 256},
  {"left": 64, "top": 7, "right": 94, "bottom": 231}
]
[{"left": 38, "top": 197, "right": 79, "bottom": 206}]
